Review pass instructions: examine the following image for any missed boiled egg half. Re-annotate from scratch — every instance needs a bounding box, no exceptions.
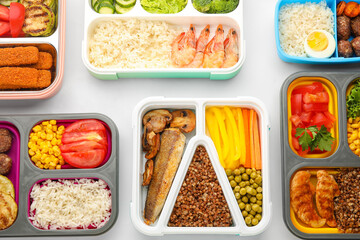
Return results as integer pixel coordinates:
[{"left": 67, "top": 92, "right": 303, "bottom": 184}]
[{"left": 304, "top": 30, "right": 336, "bottom": 58}]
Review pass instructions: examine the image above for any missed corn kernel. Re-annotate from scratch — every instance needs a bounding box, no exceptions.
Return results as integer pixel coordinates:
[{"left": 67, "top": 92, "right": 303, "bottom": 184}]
[
  {"left": 349, "top": 118, "right": 354, "bottom": 124},
  {"left": 42, "top": 121, "right": 49, "bottom": 126},
  {"left": 350, "top": 143, "right": 356, "bottom": 151},
  {"left": 56, "top": 165, "right": 61, "bottom": 170},
  {"left": 50, "top": 120, "right": 56, "bottom": 125},
  {"left": 46, "top": 133, "right": 53, "bottom": 141},
  {"left": 29, "top": 149, "right": 35, "bottom": 156},
  {"left": 58, "top": 125, "right": 65, "bottom": 131},
  {"left": 348, "top": 127, "right": 354, "bottom": 132},
  {"left": 354, "top": 140, "right": 360, "bottom": 145},
  {"left": 32, "top": 125, "right": 42, "bottom": 133},
  {"left": 40, "top": 132, "right": 46, "bottom": 140},
  {"left": 52, "top": 126, "right": 57, "bottom": 131}
]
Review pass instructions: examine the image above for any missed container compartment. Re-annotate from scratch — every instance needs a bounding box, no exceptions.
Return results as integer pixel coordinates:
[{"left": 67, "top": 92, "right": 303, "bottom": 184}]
[
  {"left": 28, "top": 177, "right": 112, "bottom": 230},
  {"left": 27, "top": 118, "right": 112, "bottom": 170},
  {"left": 287, "top": 77, "right": 339, "bottom": 158},
  {"left": 131, "top": 97, "right": 271, "bottom": 236}
]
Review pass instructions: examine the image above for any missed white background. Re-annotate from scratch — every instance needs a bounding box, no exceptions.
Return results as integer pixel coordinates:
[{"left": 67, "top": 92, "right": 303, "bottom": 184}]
[{"left": 1, "top": 0, "right": 360, "bottom": 239}]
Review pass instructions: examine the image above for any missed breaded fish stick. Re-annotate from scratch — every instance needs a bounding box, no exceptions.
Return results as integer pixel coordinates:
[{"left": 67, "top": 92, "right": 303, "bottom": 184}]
[
  {"left": 0, "top": 47, "right": 39, "bottom": 67},
  {"left": 30, "top": 52, "right": 53, "bottom": 70},
  {"left": 0, "top": 67, "right": 51, "bottom": 90}
]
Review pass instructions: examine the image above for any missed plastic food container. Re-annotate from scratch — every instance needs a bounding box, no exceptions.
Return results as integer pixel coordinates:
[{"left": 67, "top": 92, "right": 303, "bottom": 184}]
[
  {"left": 281, "top": 71, "right": 360, "bottom": 238},
  {"left": 130, "top": 97, "right": 271, "bottom": 236},
  {"left": 275, "top": 0, "right": 360, "bottom": 64},
  {"left": 82, "top": 0, "right": 245, "bottom": 80},
  {"left": 0, "top": 0, "right": 66, "bottom": 99},
  {"left": 0, "top": 113, "right": 118, "bottom": 237}
]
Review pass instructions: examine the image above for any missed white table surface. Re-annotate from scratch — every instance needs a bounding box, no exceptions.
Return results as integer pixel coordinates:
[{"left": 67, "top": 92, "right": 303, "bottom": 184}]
[{"left": 1, "top": 0, "right": 359, "bottom": 239}]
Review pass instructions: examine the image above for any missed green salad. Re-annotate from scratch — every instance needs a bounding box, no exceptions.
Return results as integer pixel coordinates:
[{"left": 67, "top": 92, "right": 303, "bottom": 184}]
[
  {"left": 192, "top": 0, "right": 239, "bottom": 13},
  {"left": 140, "top": 0, "right": 187, "bottom": 13},
  {"left": 347, "top": 79, "right": 360, "bottom": 119}
]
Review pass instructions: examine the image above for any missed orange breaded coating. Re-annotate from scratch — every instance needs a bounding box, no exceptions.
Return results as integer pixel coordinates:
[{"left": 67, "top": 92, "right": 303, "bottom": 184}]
[
  {"left": 30, "top": 52, "right": 53, "bottom": 70},
  {"left": 37, "top": 70, "right": 51, "bottom": 88},
  {"left": 0, "top": 47, "right": 39, "bottom": 67}
]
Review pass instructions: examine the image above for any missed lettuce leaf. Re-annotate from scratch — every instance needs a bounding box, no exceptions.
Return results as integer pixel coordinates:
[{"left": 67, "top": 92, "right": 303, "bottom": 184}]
[
  {"left": 192, "top": 0, "right": 239, "bottom": 13},
  {"left": 347, "top": 79, "right": 360, "bottom": 119},
  {"left": 141, "top": 0, "right": 187, "bottom": 13}
]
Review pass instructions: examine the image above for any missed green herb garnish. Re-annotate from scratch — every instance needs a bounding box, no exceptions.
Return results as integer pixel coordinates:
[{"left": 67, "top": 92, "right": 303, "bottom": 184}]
[
  {"left": 295, "top": 125, "right": 335, "bottom": 152},
  {"left": 347, "top": 79, "right": 360, "bottom": 119}
]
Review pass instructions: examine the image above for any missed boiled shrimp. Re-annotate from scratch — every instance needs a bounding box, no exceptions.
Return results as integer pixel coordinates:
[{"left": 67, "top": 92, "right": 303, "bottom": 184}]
[
  {"left": 223, "top": 28, "right": 239, "bottom": 68},
  {"left": 186, "top": 24, "right": 210, "bottom": 68},
  {"left": 203, "top": 24, "right": 225, "bottom": 68},
  {"left": 171, "top": 24, "right": 196, "bottom": 67}
]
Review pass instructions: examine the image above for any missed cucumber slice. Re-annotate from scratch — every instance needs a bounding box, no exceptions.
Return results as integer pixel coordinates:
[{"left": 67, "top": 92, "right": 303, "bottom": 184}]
[
  {"left": 91, "top": 0, "right": 98, "bottom": 7},
  {"left": 95, "top": 0, "right": 113, "bottom": 11},
  {"left": 98, "top": 2, "right": 115, "bottom": 14},
  {"left": 0, "top": 0, "right": 18, "bottom": 7},
  {"left": 115, "top": 3, "right": 133, "bottom": 14},
  {"left": 115, "top": 0, "right": 135, "bottom": 8}
]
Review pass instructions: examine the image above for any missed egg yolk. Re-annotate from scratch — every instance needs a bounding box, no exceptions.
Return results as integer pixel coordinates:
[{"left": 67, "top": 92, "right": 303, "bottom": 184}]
[{"left": 307, "top": 32, "right": 328, "bottom": 51}]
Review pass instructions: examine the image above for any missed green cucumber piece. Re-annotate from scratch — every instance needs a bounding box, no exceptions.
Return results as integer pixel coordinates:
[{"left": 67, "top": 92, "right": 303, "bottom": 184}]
[
  {"left": 98, "top": 2, "right": 115, "bottom": 14},
  {"left": 115, "top": 0, "right": 135, "bottom": 8},
  {"left": 0, "top": 0, "right": 18, "bottom": 7},
  {"left": 91, "top": 0, "right": 98, "bottom": 7},
  {"left": 115, "top": 3, "right": 133, "bottom": 13},
  {"left": 95, "top": 0, "right": 113, "bottom": 11}
]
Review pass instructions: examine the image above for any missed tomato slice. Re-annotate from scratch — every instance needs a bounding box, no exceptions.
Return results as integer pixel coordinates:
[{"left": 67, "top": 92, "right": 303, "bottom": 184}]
[
  {"left": 0, "top": 21, "right": 10, "bottom": 36},
  {"left": 299, "top": 112, "right": 313, "bottom": 125},
  {"left": 292, "top": 82, "right": 324, "bottom": 95},
  {"left": 312, "top": 112, "right": 333, "bottom": 128},
  {"left": 0, "top": 5, "right": 9, "bottom": 21},
  {"left": 62, "top": 130, "right": 107, "bottom": 146},
  {"left": 60, "top": 140, "right": 107, "bottom": 153},
  {"left": 61, "top": 149, "right": 106, "bottom": 168},
  {"left": 9, "top": 2, "right": 25, "bottom": 38},
  {"left": 324, "top": 111, "right": 336, "bottom": 124},
  {"left": 291, "top": 94, "right": 302, "bottom": 115},
  {"left": 303, "top": 103, "right": 328, "bottom": 112},
  {"left": 303, "top": 91, "right": 329, "bottom": 104},
  {"left": 290, "top": 115, "right": 302, "bottom": 127},
  {"left": 298, "top": 147, "right": 309, "bottom": 156},
  {"left": 65, "top": 119, "right": 106, "bottom": 133},
  {"left": 292, "top": 137, "right": 300, "bottom": 150}
]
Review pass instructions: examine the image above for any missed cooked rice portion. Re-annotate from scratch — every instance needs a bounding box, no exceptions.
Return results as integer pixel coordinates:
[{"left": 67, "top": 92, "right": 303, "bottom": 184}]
[
  {"left": 279, "top": 1, "right": 334, "bottom": 57},
  {"left": 88, "top": 19, "right": 182, "bottom": 69}
]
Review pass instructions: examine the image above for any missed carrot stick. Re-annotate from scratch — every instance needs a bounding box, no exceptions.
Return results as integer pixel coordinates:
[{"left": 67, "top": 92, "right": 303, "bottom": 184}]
[
  {"left": 249, "top": 109, "right": 256, "bottom": 169},
  {"left": 242, "top": 109, "right": 251, "bottom": 168},
  {"left": 253, "top": 111, "right": 262, "bottom": 170},
  {"left": 237, "top": 108, "right": 246, "bottom": 167}
]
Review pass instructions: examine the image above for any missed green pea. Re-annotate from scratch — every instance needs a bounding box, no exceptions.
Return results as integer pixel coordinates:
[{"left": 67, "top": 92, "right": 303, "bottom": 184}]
[
  {"left": 246, "top": 187, "right": 253, "bottom": 194},
  {"left": 252, "top": 218, "right": 259, "bottom": 226},
  {"left": 252, "top": 204, "right": 260, "bottom": 212},
  {"left": 257, "top": 206, "right": 262, "bottom": 213},
  {"left": 250, "top": 179, "right": 255, "bottom": 184},
  {"left": 255, "top": 176, "right": 262, "bottom": 184},
  {"left": 239, "top": 202, "right": 245, "bottom": 210},
  {"left": 233, "top": 168, "right": 241, "bottom": 176},
  {"left": 240, "top": 182, "right": 246, "bottom": 188},
  {"left": 240, "top": 167, "right": 245, "bottom": 173},
  {"left": 226, "top": 169, "right": 233, "bottom": 176},
  {"left": 235, "top": 192, "right": 240, "bottom": 200},
  {"left": 250, "top": 210, "right": 256, "bottom": 216},
  {"left": 240, "top": 188, "right": 247, "bottom": 195},
  {"left": 257, "top": 200, "right": 262, "bottom": 205},
  {"left": 245, "top": 216, "right": 252, "bottom": 225},
  {"left": 257, "top": 170, "right": 261, "bottom": 175},
  {"left": 246, "top": 169, "right": 252, "bottom": 175},
  {"left": 245, "top": 204, "right": 252, "bottom": 212},
  {"left": 237, "top": 199, "right": 241, "bottom": 204},
  {"left": 228, "top": 175, "right": 234, "bottom": 181},
  {"left": 253, "top": 183, "right": 259, "bottom": 189},
  {"left": 256, "top": 193, "right": 263, "bottom": 200},
  {"left": 242, "top": 173, "right": 249, "bottom": 181},
  {"left": 248, "top": 214, "right": 254, "bottom": 219},
  {"left": 250, "top": 172, "right": 257, "bottom": 179},
  {"left": 245, "top": 181, "right": 250, "bottom": 186},
  {"left": 242, "top": 210, "right": 248, "bottom": 217},
  {"left": 250, "top": 197, "right": 257, "bottom": 203},
  {"left": 230, "top": 180, "right": 237, "bottom": 188},
  {"left": 257, "top": 187, "right": 263, "bottom": 193},
  {"left": 247, "top": 194, "right": 252, "bottom": 199},
  {"left": 235, "top": 176, "right": 241, "bottom": 183},
  {"left": 242, "top": 196, "right": 248, "bottom": 203},
  {"left": 255, "top": 214, "right": 262, "bottom": 221},
  {"left": 234, "top": 186, "right": 240, "bottom": 192}
]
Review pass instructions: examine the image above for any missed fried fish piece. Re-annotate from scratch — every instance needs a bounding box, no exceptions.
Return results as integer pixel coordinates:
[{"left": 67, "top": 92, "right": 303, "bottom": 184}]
[
  {"left": 290, "top": 170, "right": 326, "bottom": 228},
  {"left": 144, "top": 128, "right": 186, "bottom": 225},
  {"left": 0, "top": 47, "right": 39, "bottom": 67},
  {"left": 316, "top": 170, "right": 340, "bottom": 227},
  {"left": 29, "top": 52, "right": 53, "bottom": 70}
]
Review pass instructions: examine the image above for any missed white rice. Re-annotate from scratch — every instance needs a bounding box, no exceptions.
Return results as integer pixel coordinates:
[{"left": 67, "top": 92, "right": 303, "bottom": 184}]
[
  {"left": 279, "top": 1, "right": 334, "bottom": 57},
  {"left": 88, "top": 19, "right": 182, "bottom": 69}
]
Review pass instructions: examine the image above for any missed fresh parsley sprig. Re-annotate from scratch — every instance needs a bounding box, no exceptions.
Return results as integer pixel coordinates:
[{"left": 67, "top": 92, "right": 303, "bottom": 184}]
[{"left": 295, "top": 125, "right": 335, "bottom": 152}]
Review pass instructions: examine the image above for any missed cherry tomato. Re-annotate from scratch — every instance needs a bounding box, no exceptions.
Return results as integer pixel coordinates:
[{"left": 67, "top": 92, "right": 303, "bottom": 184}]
[
  {"left": 62, "top": 130, "right": 108, "bottom": 146},
  {"left": 9, "top": 2, "right": 25, "bottom": 38},
  {"left": 0, "top": 21, "right": 10, "bottom": 36},
  {"left": 303, "top": 103, "right": 328, "bottom": 112},
  {"left": 291, "top": 94, "right": 302, "bottom": 115},
  {"left": 64, "top": 119, "right": 106, "bottom": 133},
  {"left": 60, "top": 140, "right": 107, "bottom": 153},
  {"left": 61, "top": 149, "right": 106, "bottom": 169},
  {"left": 0, "top": 5, "right": 9, "bottom": 22},
  {"left": 303, "top": 91, "right": 329, "bottom": 104},
  {"left": 292, "top": 82, "right": 324, "bottom": 95}
]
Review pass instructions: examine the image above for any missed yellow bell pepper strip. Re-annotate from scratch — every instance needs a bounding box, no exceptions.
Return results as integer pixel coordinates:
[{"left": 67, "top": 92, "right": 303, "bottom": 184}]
[
  {"left": 224, "top": 106, "right": 241, "bottom": 162},
  {"left": 249, "top": 109, "right": 256, "bottom": 168},
  {"left": 236, "top": 108, "right": 247, "bottom": 167},
  {"left": 212, "top": 107, "right": 229, "bottom": 162},
  {"left": 253, "top": 111, "right": 262, "bottom": 170},
  {"left": 225, "top": 113, "right": 239, "bottom": 169},
  {"left": 205, "top": 109, "right": 225, "bottom": 167}
]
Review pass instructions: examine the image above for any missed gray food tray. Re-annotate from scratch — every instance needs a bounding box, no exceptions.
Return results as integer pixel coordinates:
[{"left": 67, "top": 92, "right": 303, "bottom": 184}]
[
  {"left": 0, "top": 113, "right": 118, "bottom": 237},
  {"left": 280, "top": 71, "right": 360, "bottom": 239}
]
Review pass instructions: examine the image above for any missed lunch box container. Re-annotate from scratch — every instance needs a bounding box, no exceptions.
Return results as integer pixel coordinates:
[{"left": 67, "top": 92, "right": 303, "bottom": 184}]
[
  {"left": 82, "top": 0, "right": 245, "bottom": 80},
  {"left": 275, "top": 0, "right": 360, "bottom": 64},
  {"left": 0, "top": 0, "right": 66, "bottom": 100},
  {"left": 130, "top": 97, "right": 271, "bottom": 236},
  {"left": 281, "top": 71, "right": 360, "bottom": 238},
  {"left": 0, "top": 113, "right": 118, "bottom": 237}
]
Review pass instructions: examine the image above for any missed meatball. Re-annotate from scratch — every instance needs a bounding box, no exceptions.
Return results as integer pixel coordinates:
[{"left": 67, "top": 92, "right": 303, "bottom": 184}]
[
  {"left": 351, "top": 16, "right": 360, "bottom": 37},
  {"left": 0, "top": 153, "right": 12, "bottom": 175},
  {"left": 0, "top": 128, "right": 12, "bottom": 153},
  {"left": 338, "top": 40, "right": 354, "bottom": 57},
  {"left": 338, "top": 15, "right": 351, "bottom": 40},
  {"left": 351, "top": 36, "right": 360, "bottom": 56}
]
